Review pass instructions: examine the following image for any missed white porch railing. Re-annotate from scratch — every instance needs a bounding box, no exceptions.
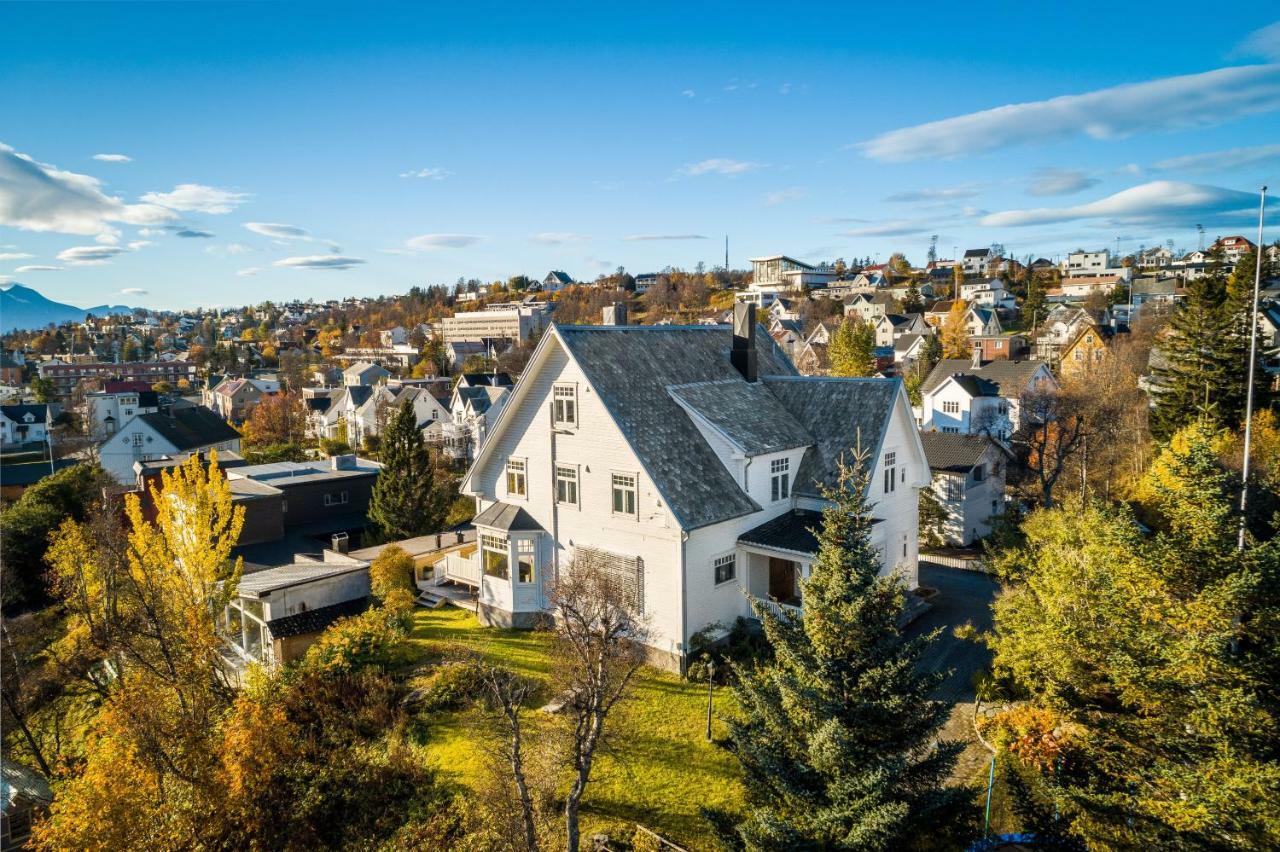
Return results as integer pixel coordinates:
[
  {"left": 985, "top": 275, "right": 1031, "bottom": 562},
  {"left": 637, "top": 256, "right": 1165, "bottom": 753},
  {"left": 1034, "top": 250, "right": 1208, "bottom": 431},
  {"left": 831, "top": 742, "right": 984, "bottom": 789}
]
[
  {"left": 440, "top": 550, "right": 481, "bottom": 587},
  {"left": 755, "top": 597, "right": 803, "bottom": 620}
]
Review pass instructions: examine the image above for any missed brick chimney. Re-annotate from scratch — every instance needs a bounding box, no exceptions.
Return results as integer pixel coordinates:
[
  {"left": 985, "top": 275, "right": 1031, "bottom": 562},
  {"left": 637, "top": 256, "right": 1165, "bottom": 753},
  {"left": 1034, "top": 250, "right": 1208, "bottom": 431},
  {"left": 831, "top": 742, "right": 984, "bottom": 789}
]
[{"left": 731, "top": 302, "right": 758, "bottom": 383}]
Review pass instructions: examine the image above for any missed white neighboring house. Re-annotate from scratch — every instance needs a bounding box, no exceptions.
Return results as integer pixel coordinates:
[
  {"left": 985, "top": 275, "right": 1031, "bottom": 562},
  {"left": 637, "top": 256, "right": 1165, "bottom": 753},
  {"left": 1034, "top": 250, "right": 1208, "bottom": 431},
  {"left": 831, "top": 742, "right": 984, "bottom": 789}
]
[
  {"left": 920, "top": 350, "right": 1056, "bottom": 440},
  {"left": 1062, "top": 249, "right": 1110, "bottom": 276},
  {"left": 844, "top": 292, "right": 897, "bottom": 323},
  {"left": 0, "top": 404, "right": 51, "bottom": 449},
  {"left": 343, "top": 361, "right": 390, "bottom": 387},
  {"left": 740, "top": 255, "right": 836, "bottom": 305},
  {"left": 920, "top": 432, "right": 1011, "bottom": 546},
  {"left": 449, "top": 306, "right": 927, "bottom": 671},
  {"left": 962, "top": 248, "right": 993, "bottom": 276},
  {"left": 380, "top": 326, "right": 409, "bottom": 347},
  {"left": 349, "top": 384, "right": 450, "bottom": 448},
  {"left": 873, "top": 313, "right": 930, "bottom": 348},
  {"left": 85, "top": 389, "right": 160, "bottom": 440},
  {"left": 440, "top": 374, "right": 514, "bottom": 461},
  {"left": 543, "top": 271, "right": 574, "bottom": 293},
  {"left": 959, "top": 279, "right": 1017, "bottom": 312},
  {"left": 99, "top": 407, "right": 241, "bottom": 483}
]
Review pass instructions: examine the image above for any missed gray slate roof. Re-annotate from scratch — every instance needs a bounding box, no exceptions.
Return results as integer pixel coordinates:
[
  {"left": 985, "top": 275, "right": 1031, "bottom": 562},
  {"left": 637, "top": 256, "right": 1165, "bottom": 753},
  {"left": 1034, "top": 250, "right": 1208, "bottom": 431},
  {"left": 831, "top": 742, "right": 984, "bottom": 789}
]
[
  {"left": 738, "top": 509, "right": 825, "bottom": 556},
  {"left": 668, "top": 379, "right": 813, "bottom": 456},
  {"left": 763, "top": 376, "right": 900, "bottom": 499},
  {"left": 137, "top": 407, "right": 239, "bottom": 451},
  {"left": 266, "top": 597, "right": 368, "bottom": 638},
  {"left": 920, "top": 359, "right": 1045, "bottom": 398},
  {"left": 920, "top": 432, "right": 997, "bottom": 474},
  {"left": 0, "top": 404, "right": 48, "bottom": 424},
  {"left": 555, "top": 324, "right": 797, "bottom": 530},
  {"left": 473, "top": 501, "right": 543, "bottom": 531},
  {"left": 237, "top": 560, "right": 368, "bottom": 597}
]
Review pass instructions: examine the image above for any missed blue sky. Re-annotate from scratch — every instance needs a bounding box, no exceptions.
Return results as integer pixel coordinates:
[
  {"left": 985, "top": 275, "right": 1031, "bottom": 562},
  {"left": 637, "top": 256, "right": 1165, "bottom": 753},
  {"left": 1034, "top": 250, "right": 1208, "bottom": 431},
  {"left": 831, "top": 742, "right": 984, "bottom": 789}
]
[{"left": 2, "top": 1, "right": 1278, "bottom": 310}]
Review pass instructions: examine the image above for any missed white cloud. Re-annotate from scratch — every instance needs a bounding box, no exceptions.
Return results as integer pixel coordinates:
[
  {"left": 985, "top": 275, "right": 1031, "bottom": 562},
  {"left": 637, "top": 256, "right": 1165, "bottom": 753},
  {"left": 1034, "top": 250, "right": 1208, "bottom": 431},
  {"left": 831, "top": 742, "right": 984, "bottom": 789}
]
[
  {"left": 779, "top": 82, "right": 792, "bottom": 95},
  {"left": 244, "top": 222, "right": 310, "bottom": 240},
  {"left": 1152, "top": 143, "right": 1280, "bottom": 173},
  {"left": 0, "top": 142, "right": 177, "bottom": 236},
  {"left": 861, "top": 64, "right": 1280, "bottom": 162},
  {"left": 404, "top": 233, "right": 484, "bottom": 250},
  {"left": 173, "top": 228, "right": 215, "bottom": 238},
  {"left": 622, "top": 234, "right": 709, "bottom": 241},
  {"left": 981, "top": 180, "right": 1258, "bottom": 227},
  {"left": 237, "top": 267, "right": 261, "bottom": 277},
  {"left": 883, "top": 184, "right": 982, "bottom": 203},
  {"left": 94, "top": 231, "right": 120, "bottom": 245},
  {"left": 121, "top": 287, "right": 147, "bottom": 295},
  {"left": 765, "top": 187, "right": 807, "bottom": 206},
  {"left": 127, "top": 240, "right": 152, "bottom": 250},
  {"left": 92, "top": 153, "right": 132, "bottom": 163},
  {"left": 532, "top": 232, "right": 589, "bottom": 244},
  {"left": 1027, "top": 168, "right": 1101, "bottom": 197},
  {"left": 840, "top": 221, "right": 935, "bottom": 237},
  {"left": 140, "top": 183, "right": 249, "bottom": 214},
  {"left": 1236, "top": 22, "right": 1280, "bottom": 61},
  {"left": 273, "top": 254, "right": 366, "bottom": 270},
  {"left": 0, "top": 252, "right": 34, "bottom": 261},
  {"left": 399, "top": 167, "right": 452, "bottom": 180},
  {"left": 15, "top": 265, "right": 60, "bottom": 272},
  {"left": 681, "top": 89, "right": 696, "bottom": 98},
  {"left": 679, "top": 158, "right": 763, "bottom": 176},
  {"left": 57, "top": 245, "right": 127, "bottom": 266}
]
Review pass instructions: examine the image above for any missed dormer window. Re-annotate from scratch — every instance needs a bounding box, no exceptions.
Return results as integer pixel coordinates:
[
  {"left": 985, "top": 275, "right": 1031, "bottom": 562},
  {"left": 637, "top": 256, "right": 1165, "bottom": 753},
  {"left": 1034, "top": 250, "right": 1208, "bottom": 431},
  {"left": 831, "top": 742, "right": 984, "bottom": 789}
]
[
  {"left": 770, "top": 458, "right": 790, "bottom": 501},
  {"left": 553, "top": 384, "right": 577, "bottom": 428}
]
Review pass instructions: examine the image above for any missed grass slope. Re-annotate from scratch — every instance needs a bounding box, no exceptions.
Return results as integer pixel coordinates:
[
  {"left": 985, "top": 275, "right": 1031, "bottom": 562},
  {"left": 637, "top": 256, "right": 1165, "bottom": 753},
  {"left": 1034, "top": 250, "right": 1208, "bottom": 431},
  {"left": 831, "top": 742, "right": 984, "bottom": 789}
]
[{"left": 406, "top": 606, "right": 742, "bottom": 848}]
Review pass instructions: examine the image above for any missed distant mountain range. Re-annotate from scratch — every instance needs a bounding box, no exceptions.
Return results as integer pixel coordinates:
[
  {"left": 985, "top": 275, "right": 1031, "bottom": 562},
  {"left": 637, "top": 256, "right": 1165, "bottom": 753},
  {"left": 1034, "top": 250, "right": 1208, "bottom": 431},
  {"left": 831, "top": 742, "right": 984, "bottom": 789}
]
[{"left": 1, "top": 284, "right": 136, "bottom": 333}]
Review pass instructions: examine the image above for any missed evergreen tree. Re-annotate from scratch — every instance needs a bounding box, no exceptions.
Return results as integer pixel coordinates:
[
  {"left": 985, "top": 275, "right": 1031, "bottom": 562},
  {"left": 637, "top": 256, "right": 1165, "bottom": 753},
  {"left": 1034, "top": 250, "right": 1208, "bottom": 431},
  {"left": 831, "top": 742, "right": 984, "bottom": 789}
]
[
  {"left": 1022, "top": 274, "right": 1047, "bottom": 331},
  {"left": 709, "top": 456, "right": 972, "bottom": 849},
  {"left": 367, "top": 399, "right": 449, "bottom": 539},
  {"left": 829, "top": 316, "right": 877, "bottom": 377},
  {"left": 1151, "top": 248, "right": 1258, "bottom": 439}
]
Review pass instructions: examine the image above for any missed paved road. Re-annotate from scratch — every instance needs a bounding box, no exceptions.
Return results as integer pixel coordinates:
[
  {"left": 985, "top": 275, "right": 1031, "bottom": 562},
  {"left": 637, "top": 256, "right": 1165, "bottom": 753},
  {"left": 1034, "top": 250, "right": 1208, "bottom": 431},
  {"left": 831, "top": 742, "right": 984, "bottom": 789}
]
[{"left": 907, "top": 562, "right": 999, "bottom": 704}]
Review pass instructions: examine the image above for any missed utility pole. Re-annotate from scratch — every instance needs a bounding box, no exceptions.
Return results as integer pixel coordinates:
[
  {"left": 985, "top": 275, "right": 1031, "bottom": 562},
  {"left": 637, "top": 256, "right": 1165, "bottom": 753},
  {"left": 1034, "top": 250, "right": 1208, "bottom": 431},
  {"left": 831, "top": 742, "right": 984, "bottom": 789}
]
[
  {"left": 1238, "top": 186, "right": 1268, "bottom": 552},
  {"left": 724, "top": 235, "right": 729, "bottom": 271}
]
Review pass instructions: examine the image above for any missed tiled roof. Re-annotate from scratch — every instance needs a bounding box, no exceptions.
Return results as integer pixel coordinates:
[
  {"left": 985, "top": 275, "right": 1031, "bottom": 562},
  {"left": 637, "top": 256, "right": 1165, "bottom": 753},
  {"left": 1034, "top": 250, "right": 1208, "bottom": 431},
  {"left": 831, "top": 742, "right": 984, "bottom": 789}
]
[
  {"left": 920, "top": 432, "right": 997, "bottom": 474},
  {"left": 668, "top": 379, "right": 813, "bottom": 457},
  {"left": 762, "top": 376, "right": 899, "bottom": 500},
  {"left": 555, "top": 324, "right": 797, "bottom": 530},
  {"left": 921, "top": 359, "right": 1046, "bottom": 398},
  {"left": 135, "top": 407, "right": 239, "bottom": 451},
  {"left": 266, "top": 597, "right": 369, "bottom": 638},
  {"left": 738, "top": 509, "right": 825, "bottom": 556}
]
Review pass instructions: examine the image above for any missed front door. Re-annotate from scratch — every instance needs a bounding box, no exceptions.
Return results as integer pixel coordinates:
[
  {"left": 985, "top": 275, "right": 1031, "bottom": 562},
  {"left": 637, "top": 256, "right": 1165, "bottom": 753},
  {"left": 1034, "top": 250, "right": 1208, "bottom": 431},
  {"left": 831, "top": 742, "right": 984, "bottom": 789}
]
[{"left": 768, "top": 557, "right": 800, "bottom": 606}]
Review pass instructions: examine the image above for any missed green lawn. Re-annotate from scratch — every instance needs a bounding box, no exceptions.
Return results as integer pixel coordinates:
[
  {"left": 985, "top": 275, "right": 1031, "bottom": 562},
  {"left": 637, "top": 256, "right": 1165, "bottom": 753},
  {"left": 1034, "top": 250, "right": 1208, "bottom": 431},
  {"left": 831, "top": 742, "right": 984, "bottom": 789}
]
[{"left": 405, "top": 606, "right": 742, "bottom": 849}]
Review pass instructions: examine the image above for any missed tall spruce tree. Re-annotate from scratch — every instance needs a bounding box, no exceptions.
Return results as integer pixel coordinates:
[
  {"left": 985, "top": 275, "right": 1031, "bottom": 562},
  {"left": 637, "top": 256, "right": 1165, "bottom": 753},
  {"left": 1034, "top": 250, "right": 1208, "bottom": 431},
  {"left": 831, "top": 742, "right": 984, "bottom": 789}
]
[
  {"left": 709, "top": 455, "right": 972, "bottom": 850},
  {"left": 367, "top": 398, "right": 449, "bottom": 540},
  {"left": 1151, "top": 247, "right": 1258, "bottom": 439}
]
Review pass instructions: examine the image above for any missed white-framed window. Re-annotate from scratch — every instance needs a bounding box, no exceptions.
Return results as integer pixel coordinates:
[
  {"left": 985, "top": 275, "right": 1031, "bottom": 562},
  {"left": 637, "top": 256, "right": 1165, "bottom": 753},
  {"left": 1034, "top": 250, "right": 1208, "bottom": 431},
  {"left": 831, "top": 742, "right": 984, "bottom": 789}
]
[
  {"left": 516, "top": 538, "right": 536, "bottom": 584},
  {"left": 611, "top": 472, "right": 637, "bottom": 517},
  {"left": 555, "top": 464, "right": 578, "bottom": 506},
  {"left": 770, "top": 457, "right": 790, "bottom": 501},
  {"left": 132, "top": 432, "right": 143, "bottom": 446},
  {"left": 713, "top": 553, "right": 736, "bottom": 585},
  {"left": 553, "top": 384, "right": 577, "bottom": 428},
  {"left": 482, "top": 533, "right": 510, "bottom": 579},
  {"left": 942, "top": 400, "right": 960, "bottom": 414},
  {"left": 883, "top": 451, "right": 896, "bottom": 494},
  {"left": 945, "top": 476, "right": 964, "bottom": 500},
  {"left": 942, "top": 426, "right": 959, "bottom": 434},
  {"left": 506, "top": 458, "right": 527, "bottom": 498}
]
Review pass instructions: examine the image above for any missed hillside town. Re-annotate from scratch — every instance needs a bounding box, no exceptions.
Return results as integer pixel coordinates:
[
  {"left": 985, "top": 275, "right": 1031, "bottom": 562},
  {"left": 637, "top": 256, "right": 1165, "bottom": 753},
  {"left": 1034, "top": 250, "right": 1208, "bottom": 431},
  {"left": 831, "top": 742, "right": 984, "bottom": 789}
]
[{"left": 6, "top": 3, "right": 1280, "bottom": 849}]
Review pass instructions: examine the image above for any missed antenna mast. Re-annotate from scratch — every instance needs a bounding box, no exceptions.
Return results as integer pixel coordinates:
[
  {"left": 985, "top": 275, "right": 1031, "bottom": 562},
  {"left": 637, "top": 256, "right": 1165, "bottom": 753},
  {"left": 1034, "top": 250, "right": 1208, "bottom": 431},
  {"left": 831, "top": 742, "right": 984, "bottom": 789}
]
[{"left": 724, "top": 235, "right": 729, "bottom": 271}]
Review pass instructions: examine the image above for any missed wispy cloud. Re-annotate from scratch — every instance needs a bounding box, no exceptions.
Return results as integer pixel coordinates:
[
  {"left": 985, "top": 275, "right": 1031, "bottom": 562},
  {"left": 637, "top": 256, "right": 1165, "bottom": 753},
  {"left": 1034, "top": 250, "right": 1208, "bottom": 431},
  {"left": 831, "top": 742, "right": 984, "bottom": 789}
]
[
  {"left": 861, "top": 65, "right": 1280, "bottom": 162},
  {"left": 779, "top": 82, "right": 792, "bottom": 95},
  {"left": 0, "top": 142, "right": 176, "bottom": 236},
  {"left": 0, "top": 252, "right": 34, "bottom": 261},
  {"left": 883, "top": 184, "right": 981, "bottom": 203},
  {"left": 237, "top": 267, "right": 261, "bottom": 277},
  {"left": 532, "top": 232, "right": 589, "bottom": 245},
  {"left": 840, "top": 221, "right": 936, "bottom": 237},
  {"left": 121, "top": 287, "right": 147, "bottom": 295},
  {"left": 623, "top": 234, "right": 708, "bottom": 241},
  {"left": 140, "top": 183, "right": 249, "bottom": 214},
  {"left": 981, "top": 180, "right": 1257, "bottom": 227},
  {"left": 1027, "top": 168, "right": 1100, "bottom": 197},
  {"left": 174, "top": 228, "right": 215, "bottom": 239},
  {"left": 92, "top": 153, "right": 132, "bottom": 163},
  {"left": 1235, "top": 21, "right": 1280, "bottom": 61},
  {"left": 244, "top": 222, "right": 310, "bottom": 240},
  {"left": 57, "top": 245, "right": 128, "bottom": 265},
  {"left": 679, "top": 158, "right": 763, "bottom": 176},
  {"left": 273, "top": 254, "right": 366, "bottom": 270},
  {"left": 1152, "top": 143, "right": 1280, "bottom": 174},
  {"left": 765, "top": 187, "right": 807, "bottom": 206},
  {"left": 405, "top": 233, "right": 484, "bottom": 250},
  {"left": 681, "top": 89, "right": 696, "bottom": 98},
  {"left": 399, "top": 167, "right": 452, "bottom": 180},
  {"left": 127, "top": 240, "right": 151, "bottom": 251},
  {"left": 14, "top": 265, "right": 60, "bottom": 273}
]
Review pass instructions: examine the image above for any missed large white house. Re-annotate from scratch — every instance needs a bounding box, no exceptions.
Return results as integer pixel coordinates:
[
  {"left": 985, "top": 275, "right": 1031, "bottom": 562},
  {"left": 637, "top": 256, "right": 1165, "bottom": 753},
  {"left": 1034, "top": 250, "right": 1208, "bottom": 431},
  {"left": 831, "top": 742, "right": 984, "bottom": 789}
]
[
  {"left": 919, "top": 351, "right": 1055, "bottom": 440},
  {"left": 445, "top": 306, "right": 926, "bottom": 670},
  {"left": 920, "top": 432, "right": 1011, "bottom": 546},
  {"left": 99, "top": 407, "right": 242, "bottom": 483}
]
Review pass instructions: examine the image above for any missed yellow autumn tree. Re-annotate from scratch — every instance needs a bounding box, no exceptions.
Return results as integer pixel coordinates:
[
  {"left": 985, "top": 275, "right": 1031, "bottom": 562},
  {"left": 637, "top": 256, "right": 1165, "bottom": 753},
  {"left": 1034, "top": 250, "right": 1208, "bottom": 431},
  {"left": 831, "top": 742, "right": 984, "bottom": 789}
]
[
  {"left": 940, "top": 299, "right": 971, "bottom": 358},
  {"left": 35, "top": 453, "right": 245, "bottom": 850}
]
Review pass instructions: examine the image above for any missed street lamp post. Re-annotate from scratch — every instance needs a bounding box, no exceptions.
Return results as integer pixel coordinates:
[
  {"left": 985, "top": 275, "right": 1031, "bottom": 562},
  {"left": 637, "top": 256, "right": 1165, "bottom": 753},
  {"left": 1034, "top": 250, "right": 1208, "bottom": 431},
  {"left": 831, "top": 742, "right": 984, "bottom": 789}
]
[
  {"left": 705, "top": 657, "right": 717, "bottom": 741},
  {"left": 1238, "top": 186, "right": 1268, "bottom": 552}
]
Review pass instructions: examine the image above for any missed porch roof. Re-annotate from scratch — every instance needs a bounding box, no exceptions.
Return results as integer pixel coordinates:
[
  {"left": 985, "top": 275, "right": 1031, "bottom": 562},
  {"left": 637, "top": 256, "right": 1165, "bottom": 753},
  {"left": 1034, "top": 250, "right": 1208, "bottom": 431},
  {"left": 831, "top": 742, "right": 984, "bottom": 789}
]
[
  {"left": 738, "top": 509, "right": 824, "bottom": 557},
  {"left": 473, "top": 501, "right": 544, "bottom": 532}
]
